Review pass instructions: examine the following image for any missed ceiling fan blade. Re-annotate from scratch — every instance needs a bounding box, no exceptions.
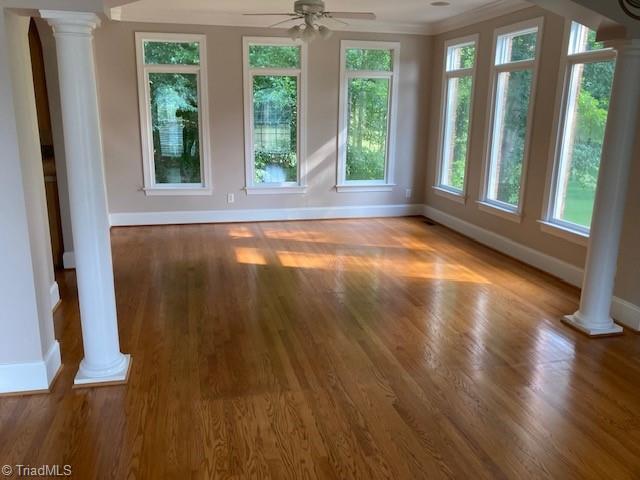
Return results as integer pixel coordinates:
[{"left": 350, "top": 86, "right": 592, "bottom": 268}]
[
  {"left": 269, "top": 17, "right": 302, "bottom": 28},
  {"left": 325, "top": 12, "right": 376, "bottom": 20},
  {"left": 322, "top": 16, "right": 348, "bottom": 26},
  {"left": 243, "top": 13, "right": 299, "bottom": 16}
]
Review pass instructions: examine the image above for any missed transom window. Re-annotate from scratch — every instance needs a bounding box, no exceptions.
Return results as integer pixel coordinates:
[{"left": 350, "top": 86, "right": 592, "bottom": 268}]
[
  {"left": 337, "top": 41, "right": 400, "bottom": 192},
  {"left": 481, "top": 19, "right": 543, "bottom": 217},
  {"left": 435, "top": 36, "right": 478, "bottom": 198},
  {"left": 135, "top": 33, "right": 211, "bottom": 195},
  {"left": 243, "top": 38, "right": 307, "bottom": 194},
  {"left": 544, "top": 22, "right": 615, "bottom": 235}
]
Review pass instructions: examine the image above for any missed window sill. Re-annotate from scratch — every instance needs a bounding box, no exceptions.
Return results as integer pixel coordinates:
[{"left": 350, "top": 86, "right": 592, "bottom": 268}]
[
  {"left": 245, "top": 186, "right": 307, "bottom": 195},
  {"left": 433, "top": 186, "right": 466, "bottom": 205},
  {"left": 476, "top": 200, "right": 522, "bottom": 223},
  {"left": 143, "top": 186, "right": 212, "bottom": 197},
  {"left": 336, "top": 184, "right": 395, "bottom": 193},
  {"left": 538, "top": 220, "right": 589, "bottom": 246}
]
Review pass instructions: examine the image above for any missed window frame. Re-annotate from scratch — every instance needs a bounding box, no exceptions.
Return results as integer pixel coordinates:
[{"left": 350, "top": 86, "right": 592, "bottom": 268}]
[
  {"left": 242, "top": 36, "right": 308, "bottom": 195},
  {"left": 478, "top": 18, "right": 544, "bottom": 221},
  {"left": 135, "top": 32, "right": 212, "bottom": 196},
  {"left": 336, "top": 40, "right": 401, "bottom": 193},
  {"left": 540, "top": 20, "right": 616, "bottom": 244},
  {"left": 434, "top": 34, "right": 479, "bottom": 203}
]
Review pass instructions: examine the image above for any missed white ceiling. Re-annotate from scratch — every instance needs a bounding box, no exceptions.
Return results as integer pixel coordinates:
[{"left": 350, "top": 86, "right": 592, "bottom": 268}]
[{"left": 113, "top": 0, "right": 531, "bottom": 35}]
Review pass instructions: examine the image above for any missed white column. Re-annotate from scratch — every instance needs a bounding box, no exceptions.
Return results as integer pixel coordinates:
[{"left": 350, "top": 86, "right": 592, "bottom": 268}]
[
  {"left": 563, "top": 39, "right": 640, "bottom": 337},
  {"left": 40, "top": 10, "right": 131, "bottom": 384}
]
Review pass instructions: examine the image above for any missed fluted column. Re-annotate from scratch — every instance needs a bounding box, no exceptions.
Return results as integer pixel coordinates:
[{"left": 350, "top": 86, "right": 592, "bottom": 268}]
[
  {"left": 40, "top": 10, "right": 131, "bottom": 384},
  {"left": 563, "top": 39, "right": 640, "bottom": 336}
]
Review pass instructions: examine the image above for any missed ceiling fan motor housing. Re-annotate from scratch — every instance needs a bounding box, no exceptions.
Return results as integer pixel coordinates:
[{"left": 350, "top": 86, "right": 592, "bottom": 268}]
[{"left": 294, "top": 0, "right": 326, "bottom": 15}]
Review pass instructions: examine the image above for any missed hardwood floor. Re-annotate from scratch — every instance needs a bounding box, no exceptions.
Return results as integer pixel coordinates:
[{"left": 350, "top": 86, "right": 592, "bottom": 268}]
[{"left": 1, "top": 217, "right": 640, "bottom": 479}]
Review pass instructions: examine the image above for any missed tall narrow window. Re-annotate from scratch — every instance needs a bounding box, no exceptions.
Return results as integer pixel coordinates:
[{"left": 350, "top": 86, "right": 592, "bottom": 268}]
[
  {"left": 243, "top": 38, "right": 307, "bottom": 194},
  {"left": 435, "top": 36, "right": 477, "bottom": 199},
  {"left": 481, "top": 19, "right": 542, "bottom": 216},
  {"left": 337, "top": 41, "right": 400, "bottom": 192},
  {"left": 544, "top": 22, "right": 615, "bottom": 235},
  {"left": 135, "top": 33, "right": 211, "bottom": 195}
]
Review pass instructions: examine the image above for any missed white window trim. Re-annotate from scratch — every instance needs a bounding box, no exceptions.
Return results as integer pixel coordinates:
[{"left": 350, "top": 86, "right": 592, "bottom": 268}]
[
  {"left": 434, "top": 34, "right": 479, "bottom": 203},
  {"left": 433, "top": 186, "right": 468, "bottom": 204},
  {"left": 540, "top": 20, "right": 616, "bottom": 242},
  {"left": 479, "top": 17, "right": 544, "bottom": 219},
  {"left": 242, "top": 36, "right": 308, "bottom": 195},
  {"left": 336, "top": 40, "right": 400, "bottom": 192},
  {"left": 135, "top": 32, "right": 212, "bottom": 196}
]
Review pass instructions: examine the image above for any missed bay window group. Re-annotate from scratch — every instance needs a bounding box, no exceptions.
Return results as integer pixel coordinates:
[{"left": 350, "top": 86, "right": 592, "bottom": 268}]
[{"left": 434, "top": 19, "right": 616, "bottom": 240}]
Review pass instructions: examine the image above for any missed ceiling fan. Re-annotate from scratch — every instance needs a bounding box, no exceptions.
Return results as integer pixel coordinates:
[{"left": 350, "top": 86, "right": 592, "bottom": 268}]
[{"left": 244, "top": 0, "right": 377, "bottom": 41}]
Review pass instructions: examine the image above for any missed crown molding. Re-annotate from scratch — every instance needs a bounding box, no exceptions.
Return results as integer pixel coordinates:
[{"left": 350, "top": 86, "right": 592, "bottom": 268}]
[
  {"left": 110, "top": 0, "right": 531, "bottom": 36},
  {"left": 113, "top": 8, "right": 434, "bottom": 35},
  {"left": 429, "top": 0, "right": 531, "bottom": 35}
]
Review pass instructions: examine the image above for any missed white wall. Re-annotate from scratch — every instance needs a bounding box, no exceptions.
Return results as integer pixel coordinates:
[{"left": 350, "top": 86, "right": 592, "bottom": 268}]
[
  {"left": 0, "top": 9, "right": 61, "bottom": 394},
  {"left": 92, "top": 22, "right": 431, "bottom": 219}
]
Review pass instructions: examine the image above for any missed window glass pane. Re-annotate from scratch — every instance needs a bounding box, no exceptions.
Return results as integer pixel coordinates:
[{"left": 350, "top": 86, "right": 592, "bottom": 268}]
[
  {"left": 447, "top": 43, "right": 475, "bottom": 71},
  {"left": 440, "top": 75, "right": 473, "bottom": 191},
  {"left": 496, "top": 30, "right": 537, "bottom": 64},
  {"left": 553, "top": 59, "right": 614, "bottom": 228},
  {"left": 568, "top": 22, "right": 606, "bottom": 55},
  {"left": 346, "top": 78, "right": 389, "bottom": 181},
  {"left": 253, "top": 75, "right": 298, "bottom": 184},
  {"left": 346, "top": 48, "right": 392, "bottom": 71},
  {"left": 149, "top": 72, "right": 201, "bottom": 184},
  {"left": 144, "top": 41, "right": 200, "bottom": 65},
  {"left": 487, "top": 69, "right": 533, "bottom": 206},
  {"left": 249, "top": 45, "right": 300, "bottom": 69}
]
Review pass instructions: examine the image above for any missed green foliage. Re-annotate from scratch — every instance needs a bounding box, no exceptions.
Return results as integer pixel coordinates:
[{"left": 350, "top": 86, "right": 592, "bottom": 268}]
[
  {"left": 249, "top": 45, "right": 300, "bottom": 69},
  {"left": 144, "top": 41, "right": 199, "bottom": 65},
  {"left": 457, "top": 45, "right": 476, "bottom": 70},
  {"left": 494, "top": 69, "right": 532, "bottom": 205},
  {"left": 346, "top": 78, "right": 389, "bottom": 181},
  {"left": 149, "top": 72, "right": 201, "bottom": 184},
  {"left": 346, "top": 48, "right": 392, "bottom": 71},
  {"left": 252, "top": 75, "right": 298, "bottom": 183},
  {"left": 567, "top": 60, "right": 614, "bottom": 192},
  {"left": 254, "top": 151, "right": 297, "bottom": 183},
  {"left": 444, "top": 76, "right": 472, "bottom": 190},
  {"left": 509, "top": 32, "right": 537, "bottom": 62}
]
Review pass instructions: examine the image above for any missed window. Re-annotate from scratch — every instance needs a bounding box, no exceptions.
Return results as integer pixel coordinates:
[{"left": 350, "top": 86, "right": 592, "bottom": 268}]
[
  {"left": 435, "top": 36, "right": 478, "bottom": 200},
  {"left": 135, "top": 33, "right": 211, "bottom": 195},
  {"left": 337, "top": 41, "right": 400, "bottom": 192},
  {"left": 480, "top": 19, "right": 543, "bottom": 218},
  {"left": 243, "top": 38, "right": 307, "bottom": 194},
  {"left": 543, "top": 22, "right": 615, "bottom": 237}
]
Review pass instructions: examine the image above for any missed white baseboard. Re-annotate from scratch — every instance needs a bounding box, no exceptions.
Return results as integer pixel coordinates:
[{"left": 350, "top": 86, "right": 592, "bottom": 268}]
[
  {"left": 611, "top": 298, "right": 640, "bottom": 332},
  {"left": 423, "top": 205, "right": 584, "bottom": 286},
  {"left": 423, "top": 205, "right": 640, "bottom": 332},
  {"left": 0, "top": 341, "right": 61, "bottom": 395},
  {"left": 50, "top": 282, "right": 60, "bottom": 311},
  {"left": 109, "top": 204, "right": 423, "bottom": 227},
  {"left": 62, "top": 251, "right": 75, "bottom": 269}
]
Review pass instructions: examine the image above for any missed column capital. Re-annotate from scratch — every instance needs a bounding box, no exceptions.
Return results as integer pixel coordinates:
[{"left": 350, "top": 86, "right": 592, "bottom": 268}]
[{"left": 39, "top": 10, "right": 101, "bottom": 37}]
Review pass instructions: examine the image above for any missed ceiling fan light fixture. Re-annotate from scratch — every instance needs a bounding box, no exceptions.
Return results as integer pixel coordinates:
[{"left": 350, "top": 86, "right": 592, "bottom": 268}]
[
  {"left": 302, "top": 25, "right": 317, "bottom": 41},
  {"left": 287, "top": 24, "right": 302, "bottom": 39},
  {"left": 318, "top": 25, "right": 332, "bottom": 39}
]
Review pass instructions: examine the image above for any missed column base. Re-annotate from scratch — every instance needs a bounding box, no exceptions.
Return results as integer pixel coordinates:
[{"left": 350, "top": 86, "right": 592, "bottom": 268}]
[
  {"left": 562, "top": 313, "right": 623, "bottom": 337},
  {"left": 73, "top": 354, "right": 132, "bottom": 388}
]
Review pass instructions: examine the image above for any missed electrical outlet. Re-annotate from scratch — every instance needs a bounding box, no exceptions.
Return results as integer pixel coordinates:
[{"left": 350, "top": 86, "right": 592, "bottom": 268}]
[
  {"left": 405, "top": 188, "right": 412, "bottom": 199},
  {"left": 227, "top": 193, "right": 235, "bottom": 204}
]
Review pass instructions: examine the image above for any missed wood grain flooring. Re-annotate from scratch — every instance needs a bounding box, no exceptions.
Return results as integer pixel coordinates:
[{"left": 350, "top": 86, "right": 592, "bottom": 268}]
[{"left": 1, "top": 217, "right": 640, "bottom": 479}]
